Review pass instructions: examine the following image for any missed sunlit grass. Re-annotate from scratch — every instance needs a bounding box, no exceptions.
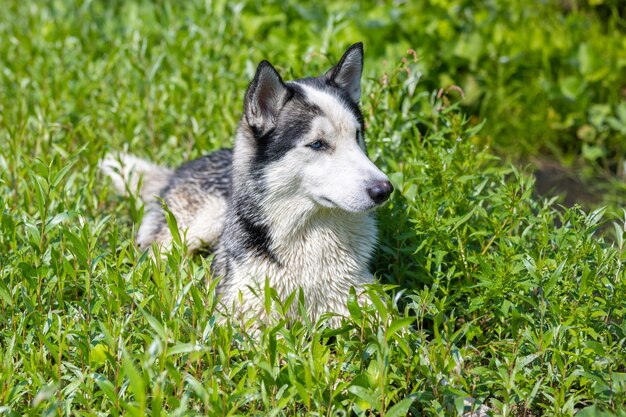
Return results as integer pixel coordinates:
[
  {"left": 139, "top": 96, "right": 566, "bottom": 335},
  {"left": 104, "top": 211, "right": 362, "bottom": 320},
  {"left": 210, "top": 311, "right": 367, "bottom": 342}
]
[{"left": 1, "top": 1, "right": 625, "bottom": 415}]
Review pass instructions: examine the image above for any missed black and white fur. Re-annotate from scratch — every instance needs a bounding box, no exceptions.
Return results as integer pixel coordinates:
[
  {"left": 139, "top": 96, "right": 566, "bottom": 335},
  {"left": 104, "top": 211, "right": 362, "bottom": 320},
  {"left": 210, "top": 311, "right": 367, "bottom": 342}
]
[{"left": 100, "top": 43, "right": 393, "bottom": 324}]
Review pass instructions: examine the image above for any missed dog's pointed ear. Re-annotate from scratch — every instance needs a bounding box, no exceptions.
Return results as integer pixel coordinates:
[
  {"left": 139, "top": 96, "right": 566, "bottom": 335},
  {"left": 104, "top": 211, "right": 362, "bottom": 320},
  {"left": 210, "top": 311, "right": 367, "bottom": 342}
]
[
  {"left": 325, "top": 42, "right": 363, "bottom": 103},
  {"left": 244, "top": 60, "right": 289, "bottom": 135}
]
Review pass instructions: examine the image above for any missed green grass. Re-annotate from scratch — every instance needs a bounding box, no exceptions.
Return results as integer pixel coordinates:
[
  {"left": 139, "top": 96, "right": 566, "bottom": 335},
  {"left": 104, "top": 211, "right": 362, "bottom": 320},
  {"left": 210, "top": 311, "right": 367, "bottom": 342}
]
[{"left": 1, "top": 0, "right": 626, "bottom": 415}]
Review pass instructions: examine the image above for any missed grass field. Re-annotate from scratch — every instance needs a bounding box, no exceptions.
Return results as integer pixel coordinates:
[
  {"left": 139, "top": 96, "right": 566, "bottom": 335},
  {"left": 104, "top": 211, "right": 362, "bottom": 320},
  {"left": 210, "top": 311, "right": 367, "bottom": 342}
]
[{"left": 1, "top": 0, "right": 626, "bottom": 415}]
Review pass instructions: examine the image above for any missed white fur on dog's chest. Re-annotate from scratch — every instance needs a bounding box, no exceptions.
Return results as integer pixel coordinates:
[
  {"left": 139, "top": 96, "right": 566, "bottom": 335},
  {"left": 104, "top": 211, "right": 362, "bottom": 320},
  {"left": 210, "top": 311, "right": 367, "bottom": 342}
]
[{"left": 222, "top": 213, "right": 377, "bottom": 321}]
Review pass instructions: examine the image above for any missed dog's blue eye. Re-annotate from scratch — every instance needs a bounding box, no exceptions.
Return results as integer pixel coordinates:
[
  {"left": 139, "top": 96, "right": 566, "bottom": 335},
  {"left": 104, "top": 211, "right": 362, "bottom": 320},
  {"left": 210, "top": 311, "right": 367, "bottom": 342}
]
[{"left": 308, "top": 140, "right": 326, "bottom": 150}]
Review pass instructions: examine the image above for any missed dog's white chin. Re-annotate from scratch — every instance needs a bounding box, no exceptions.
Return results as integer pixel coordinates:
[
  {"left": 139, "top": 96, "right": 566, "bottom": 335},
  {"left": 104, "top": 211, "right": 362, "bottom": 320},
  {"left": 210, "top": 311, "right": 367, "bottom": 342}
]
[{"left": 313, "top": 196, "right": 376, "bottom": 213}]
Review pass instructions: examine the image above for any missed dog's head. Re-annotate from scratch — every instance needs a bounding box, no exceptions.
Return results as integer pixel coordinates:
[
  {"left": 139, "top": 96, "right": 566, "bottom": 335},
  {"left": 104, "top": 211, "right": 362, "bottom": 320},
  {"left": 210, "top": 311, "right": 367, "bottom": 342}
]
[{"left": 237, "top": 43, "right": 392, "bottom": 213}]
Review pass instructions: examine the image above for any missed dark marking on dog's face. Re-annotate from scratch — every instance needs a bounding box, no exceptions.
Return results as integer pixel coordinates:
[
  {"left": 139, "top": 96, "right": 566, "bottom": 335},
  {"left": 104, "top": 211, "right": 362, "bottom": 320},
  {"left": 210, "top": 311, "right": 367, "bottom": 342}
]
[{"left": 251, "top": 84, "right": 322, "bottom": 169}]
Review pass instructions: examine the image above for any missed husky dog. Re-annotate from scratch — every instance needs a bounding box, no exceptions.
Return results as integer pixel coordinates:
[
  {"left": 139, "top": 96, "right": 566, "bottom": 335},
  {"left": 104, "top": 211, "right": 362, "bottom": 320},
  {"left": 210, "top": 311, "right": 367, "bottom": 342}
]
[{"left": 101, "top": 43, "right": 393, "bottom": 324}]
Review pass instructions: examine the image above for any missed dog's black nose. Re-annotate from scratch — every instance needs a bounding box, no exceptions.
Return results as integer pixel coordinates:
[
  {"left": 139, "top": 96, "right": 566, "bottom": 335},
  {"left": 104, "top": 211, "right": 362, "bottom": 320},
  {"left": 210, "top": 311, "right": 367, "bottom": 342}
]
[{"left": 367, "top": 180, "right": 394, "bottom": 204}]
